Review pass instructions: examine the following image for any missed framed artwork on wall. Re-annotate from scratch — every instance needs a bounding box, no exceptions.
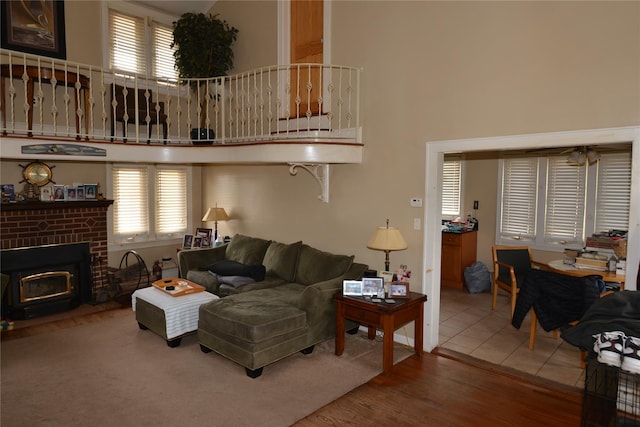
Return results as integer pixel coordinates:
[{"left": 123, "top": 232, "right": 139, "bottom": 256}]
[{"left": 1, "top": 0, "right": 67, "bottom": 59}]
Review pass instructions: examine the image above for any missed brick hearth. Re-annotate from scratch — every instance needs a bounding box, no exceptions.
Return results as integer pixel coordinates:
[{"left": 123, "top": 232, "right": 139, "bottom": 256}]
[{"left": 1, "top": 200, "right": 114, "bottom": 293}]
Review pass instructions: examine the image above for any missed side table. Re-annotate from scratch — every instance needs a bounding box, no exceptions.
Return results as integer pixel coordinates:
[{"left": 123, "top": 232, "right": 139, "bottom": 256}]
[
  {"left": 132, "top": 285, "right": 218, "bottom": 347},
  {"left": 334, "top": 291, "right": 427, "bottom": 375}
]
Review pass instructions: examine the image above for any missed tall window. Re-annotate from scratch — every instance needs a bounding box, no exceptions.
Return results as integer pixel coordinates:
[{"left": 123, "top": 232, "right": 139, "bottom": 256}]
[
  {"left": 111, "top": 165, "right": 190, "bottom": 244},
  {"left": 108, "top": 8, "right": 177, "bottom": 80},
  {"left": 497, "top": 151, "right": 631, "bottom": 249},
  {"left": 442, "top": 159, "right": 462, "bottom": 218}
]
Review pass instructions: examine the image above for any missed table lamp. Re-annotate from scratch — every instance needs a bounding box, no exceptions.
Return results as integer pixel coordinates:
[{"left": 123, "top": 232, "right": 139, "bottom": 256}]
[
  {"left": 202, "top": 205, "right": 229, "bottom": 240},
  {"left": 367, "top": 219, "right": 408, "bottom": 271}
]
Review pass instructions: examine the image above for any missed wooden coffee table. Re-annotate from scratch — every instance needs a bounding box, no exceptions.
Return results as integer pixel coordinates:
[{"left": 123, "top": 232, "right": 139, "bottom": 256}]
[{"left": 334, "top": 291, "right": 427, "bottom": 375}]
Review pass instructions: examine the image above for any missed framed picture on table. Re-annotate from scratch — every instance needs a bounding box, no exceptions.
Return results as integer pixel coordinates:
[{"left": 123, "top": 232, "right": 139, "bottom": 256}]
[
  {"left": 362, "top": 277, "right": 385, "bottom": 298},
  {"left": 195, "top": 228, "right": 213, "bottom": 248},
  {"left": 182, "top": 234, "right": 194, "bottom": 249},
  {"left": 389, "top": 282, "right": 409, "bottom": 298}
]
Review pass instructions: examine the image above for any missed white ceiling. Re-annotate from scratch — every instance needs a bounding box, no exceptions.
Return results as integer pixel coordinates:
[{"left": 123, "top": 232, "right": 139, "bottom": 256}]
[{"left": 131, "top": 1, "right": 215, "bottom": 17}]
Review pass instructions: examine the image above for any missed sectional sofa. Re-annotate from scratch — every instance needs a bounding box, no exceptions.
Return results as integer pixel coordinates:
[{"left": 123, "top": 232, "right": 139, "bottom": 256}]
[{"left": 177, "top": 234, "right": 367, "bottom": 377}]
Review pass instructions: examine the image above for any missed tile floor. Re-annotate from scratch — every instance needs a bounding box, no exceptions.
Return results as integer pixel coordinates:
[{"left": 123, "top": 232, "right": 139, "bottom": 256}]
[{"left": 439, "top": 286, "right": 586, "bottom": 388}]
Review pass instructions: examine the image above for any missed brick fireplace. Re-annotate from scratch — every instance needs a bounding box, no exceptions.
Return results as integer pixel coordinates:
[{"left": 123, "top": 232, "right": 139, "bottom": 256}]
[{"left": 1, "top": 200, "right": 113, "bottom": 318}]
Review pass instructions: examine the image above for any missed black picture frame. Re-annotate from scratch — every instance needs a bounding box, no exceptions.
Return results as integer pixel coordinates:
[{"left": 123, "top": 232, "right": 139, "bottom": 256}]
[{"left": 1, "top": 0, "right": 67, "bottom": 59}]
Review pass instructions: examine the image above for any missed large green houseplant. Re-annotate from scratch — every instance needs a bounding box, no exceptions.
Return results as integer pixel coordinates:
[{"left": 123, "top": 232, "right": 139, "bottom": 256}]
[{"left": 172, "top": 13, "right": 238, "bottom": 144}]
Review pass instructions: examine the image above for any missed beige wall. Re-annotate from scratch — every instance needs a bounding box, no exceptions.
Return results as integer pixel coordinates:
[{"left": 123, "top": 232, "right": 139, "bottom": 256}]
[{"left": 202, "top": 1, "right": 639, "bottom": 283}]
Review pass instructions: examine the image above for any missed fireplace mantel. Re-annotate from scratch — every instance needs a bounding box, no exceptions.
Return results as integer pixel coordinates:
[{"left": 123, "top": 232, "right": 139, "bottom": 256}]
[{"left": 1, "top": 200, "right": 113, "bottom": 211}]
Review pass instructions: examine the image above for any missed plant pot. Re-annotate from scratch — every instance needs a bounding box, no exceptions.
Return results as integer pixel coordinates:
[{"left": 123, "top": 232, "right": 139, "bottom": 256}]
[{"left": 191, "top": 128, "right": 215, "bottom": 145}]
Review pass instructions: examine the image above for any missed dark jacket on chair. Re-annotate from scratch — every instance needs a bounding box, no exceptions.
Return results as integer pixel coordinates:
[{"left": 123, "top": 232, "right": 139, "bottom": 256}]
[{"left": 511, "top": 269, "right": 601, "bottom": 332}]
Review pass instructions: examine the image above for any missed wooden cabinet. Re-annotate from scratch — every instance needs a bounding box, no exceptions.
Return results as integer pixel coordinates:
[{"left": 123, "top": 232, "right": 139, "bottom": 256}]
[{"left": 441, "top": 231, "right": 477, "bottom": 288}]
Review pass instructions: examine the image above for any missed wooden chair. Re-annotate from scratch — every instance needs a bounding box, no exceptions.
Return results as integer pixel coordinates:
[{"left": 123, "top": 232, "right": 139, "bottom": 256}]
[
  {"left": 110, "top": 84, "right": 168, "bottom": 143},
  {"left": 491, "top": 245, "right": 545, "bottom": 317}
]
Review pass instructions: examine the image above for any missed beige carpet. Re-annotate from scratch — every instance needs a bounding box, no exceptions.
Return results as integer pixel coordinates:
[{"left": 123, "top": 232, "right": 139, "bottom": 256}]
[{"left": 1, "top": 311, "right": 412, "bottom": 427}]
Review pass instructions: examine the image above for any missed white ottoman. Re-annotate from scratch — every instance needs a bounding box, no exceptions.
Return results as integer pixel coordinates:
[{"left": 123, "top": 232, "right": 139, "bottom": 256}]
[{"left": 132, "top": 286, "right": 218, "bottom": 347}]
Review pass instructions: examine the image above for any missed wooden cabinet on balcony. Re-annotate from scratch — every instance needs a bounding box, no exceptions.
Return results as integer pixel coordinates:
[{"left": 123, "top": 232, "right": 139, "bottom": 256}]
[{"left": 441, "top": 231, "right": 477, "bottom": 288}]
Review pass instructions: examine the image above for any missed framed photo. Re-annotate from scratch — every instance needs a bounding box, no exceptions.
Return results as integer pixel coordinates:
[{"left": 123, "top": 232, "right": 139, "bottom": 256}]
[
  {"left": 362, "top": 277, "right": 385, "bottom": 298},
  {"left": 389, "top": 282, "right": 410, "bottom": 298},
  {"left": 192, "top": 236, "right": 203, "bottom": 248},
  {"left": 1, "top": 0, "right": 67, "bottom": 59},
  {"left": 1, "top": 184, "right": 15, "bottom": 202},
  {"left": 53, "top": 184, "right": 65, "bottom": 200},
  {"left": 84, "top": 184, "right": 97, "bottom": 200},
  {"left": 343, "top": 280, "right": 363, "bottom": 297},
  {"left": 195, "top": 228, "right": 213, "bottom": 248},
  {"left": 76, "top": 186, "right": 85, "bottom": 200},
  {"left": 182, "top": 234, "right": 194, "bottom": 249},
  {"left": 379, "top": 270, "right": 394, "bottom": 284},
  {"left": 65, "top": 187, "right": 77, "bottom": 200},
  {"left": 40, "top": 186, "right": 52, "bottom": 201}
]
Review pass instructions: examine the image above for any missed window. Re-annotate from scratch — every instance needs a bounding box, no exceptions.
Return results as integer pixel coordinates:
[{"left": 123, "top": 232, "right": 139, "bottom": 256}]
[
  {"left": 497, "top": 151, "right": 631, "bottom": 249},
  {"left": 110, "top": 164, "right": 190, "bottom": 244},
  {"left": 108, "top": 8, "right": 177, "bottom": 80},
  {"left": 442, "top": 159, "right": 462, "bottom": 217}
]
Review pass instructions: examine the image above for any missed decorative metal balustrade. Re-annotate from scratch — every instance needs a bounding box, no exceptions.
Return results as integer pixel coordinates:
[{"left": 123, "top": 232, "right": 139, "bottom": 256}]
[{"left": 0, "top": 49, "right": 361, "bottom": 145}]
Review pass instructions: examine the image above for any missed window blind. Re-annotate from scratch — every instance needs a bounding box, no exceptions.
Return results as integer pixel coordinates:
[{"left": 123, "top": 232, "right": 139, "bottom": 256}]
[
  {"left": 499, "top": 158, "right": 538, "bottom": 240},
  {"left": 113, "top": 166, "right": 149, "bottom": 239},
  {"left": 595, "top": 152, "right": 632, "bottom": 233},
  {"left": 442, "top": 160, "right": 461, "bottom": 216},
  {"left": 152, "top": 22, "right": 177, "bottom": 80},
  {"left": 544, "top": 157, "right": 586, "bottom": 244},
  {"left": 109, "top": 11, "right": 146, "bottom": 75},
  {"left": 155, "top": 168, "right": 187, "bottom": 235}
]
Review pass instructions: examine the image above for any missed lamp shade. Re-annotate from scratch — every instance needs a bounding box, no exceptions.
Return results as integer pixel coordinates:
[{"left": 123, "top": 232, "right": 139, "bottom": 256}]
[
  {"left": 202, "top": 207, "right": 229, "bottom": 222},
  {"left": 367, "top": 227, "right": 408, "bottom": 251}
]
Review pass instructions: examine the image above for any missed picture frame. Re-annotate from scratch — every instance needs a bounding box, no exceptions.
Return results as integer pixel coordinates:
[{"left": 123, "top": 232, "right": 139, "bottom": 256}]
[
  {"left": 65, "top": 187, "right": 77, "bottom": 201},
  {"left": 1, "top": 184, "right": 15, "bottom": 202},
  {"left": 76, "top": 186, "right": 85, "bottom": 200},
  {"left": 1, "top": 0, "right": 67, "bottom": 59},
  {"left": 192, "top": 236, "right": 203, "bottom": 248},
  {"left": 40, "top": 185, "right": 52, "bottom": 201},
  {"left": 182, "top": 234, "right": 194, "bottom": 249},
  {"left": 389, "top": 282, "right": 410, "bottom": 298},
  {"left": 53, "top": 184, "right": 65, "bottom": 200},
  {"left": 379, "top": 270, "right": 394, "bottom": 284},
  {"left": 362, "top": 277, "right": 385, "bottom": 298},
  {"left": 195, "top": 227, "right": 213, "bottom": 248},
  {"left": 343, "top": 280, "right": 363, "bottom": 297},
  {"left": 84, "top": 184, "right": 97, "bottom": 200}
]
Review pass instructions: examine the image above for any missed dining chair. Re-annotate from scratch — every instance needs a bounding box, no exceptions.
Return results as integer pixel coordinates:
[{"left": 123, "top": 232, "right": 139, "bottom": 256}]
[
  {"left": 491, "top": 245, "right": 545, "bottom": 317},
  {"left": 110, "top": 84, "right": 168, "bottom": 143}
]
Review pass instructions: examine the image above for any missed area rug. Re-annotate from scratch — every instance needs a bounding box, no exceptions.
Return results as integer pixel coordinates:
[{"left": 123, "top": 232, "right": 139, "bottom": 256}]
[{"left": 1, "top": 312, "right": 413, "bottom": 427}]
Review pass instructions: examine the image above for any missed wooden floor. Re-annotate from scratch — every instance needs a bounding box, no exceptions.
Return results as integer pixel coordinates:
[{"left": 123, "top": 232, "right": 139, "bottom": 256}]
[
  {"left": 295, "top": 349, "right": 584, "bottom": 426},
  {"left": 3, "top": 304, "right": 584, "bottom": 426}
]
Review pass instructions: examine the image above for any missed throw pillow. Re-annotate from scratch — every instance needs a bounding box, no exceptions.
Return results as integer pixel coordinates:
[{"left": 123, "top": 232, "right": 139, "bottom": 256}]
[
  {"left": 205, "top": 259, "right": 266, "bottom": 282},
  {"left": 262, "top": 241, "right": 302, "bottom": 282},
  {"left": 224, "top": 234, "right": 272, "bottom": 265},
  {"left": 295, "top": 244, "right": 354, "bottom": 285}
]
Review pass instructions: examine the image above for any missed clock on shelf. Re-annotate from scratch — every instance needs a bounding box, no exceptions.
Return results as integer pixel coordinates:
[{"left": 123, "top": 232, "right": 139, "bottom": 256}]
[{"left": 20, "top": 161, "right": 55, "bottom": 187}]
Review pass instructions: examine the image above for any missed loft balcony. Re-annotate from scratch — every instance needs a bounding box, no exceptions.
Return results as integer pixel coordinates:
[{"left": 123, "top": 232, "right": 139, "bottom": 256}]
[{"left": 0, "top": 49, "right": 364, "bottom": 167}]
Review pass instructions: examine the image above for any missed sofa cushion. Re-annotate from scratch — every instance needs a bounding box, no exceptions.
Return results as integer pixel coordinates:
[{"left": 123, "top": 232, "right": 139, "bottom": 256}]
[
  {"left": 225, "top": 234, "right": 272, "bottom": 265},
  {"left": 262, "top": 241, "right": 302, "bottom": 282},
  {"left": 205, "top": 259, "right": 266, "bottom": 281},
  {"left": 295, "top": 244, "right": 354, "bottom": 286}
]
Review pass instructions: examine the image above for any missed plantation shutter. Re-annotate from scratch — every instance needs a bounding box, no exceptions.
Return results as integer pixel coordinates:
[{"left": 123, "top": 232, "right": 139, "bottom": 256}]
[
  {"left": 113, "top": 166, "right": 149, "bottom": 240},
  {"left": 544, "top": 157, "right": 586, "bottom": 244},
  {"left": 109, "top": 11, "right": 146, "bottom": 75},
  {"left": 442, "top": 160, "right": 462, "bottom": 216},
  {"left": 499, "top": 158, "right": 538, "bottom": 241},
  {"left": 152, "top": 22, "right": 177, "bottom": 80},
  {"left": 155, "top": 168, "right": 187, "bottom": 235},
  {"left": 595, "top": 152, "right": 632, "bottom": 233}
]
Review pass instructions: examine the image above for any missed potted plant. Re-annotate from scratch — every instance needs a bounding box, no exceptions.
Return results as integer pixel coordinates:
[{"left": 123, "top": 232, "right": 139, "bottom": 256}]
[{"left": 172, "top": 13, "right": 238, "bottom": 144}]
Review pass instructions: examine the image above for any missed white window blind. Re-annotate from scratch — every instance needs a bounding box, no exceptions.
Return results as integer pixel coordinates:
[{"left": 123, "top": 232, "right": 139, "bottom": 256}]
[
  {"left": 152, "top": 22, "right": 177, "bottom": 81},
  {"left": 595, "top": 152, "right": 632, "bottom": 233},
  {"left": 155, "top": 168, "right": 187, "bottom": 235},
  {"left": 544, "top": 157, "right": 586, "bottom": 244},
  {"left": 499, "top": 158, "right": 538, "bottom": 240},
  {"left": 113, "top": 166, "right": 149, "bottom": 240},
  {"left": 442, "top": 160, "right": 462, "bottom": 216},
  {"left": 109, "top": 11, "right": 146, "bottom": 75}
]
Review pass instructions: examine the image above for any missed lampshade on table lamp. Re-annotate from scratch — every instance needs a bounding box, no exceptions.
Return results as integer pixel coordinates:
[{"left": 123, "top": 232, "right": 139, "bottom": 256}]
[
  {"left": 202, "top": 206, "right": 229, "bottom": 240},
  {"left": 367, "top": 219, "right": 408, "bottom": 271}
]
